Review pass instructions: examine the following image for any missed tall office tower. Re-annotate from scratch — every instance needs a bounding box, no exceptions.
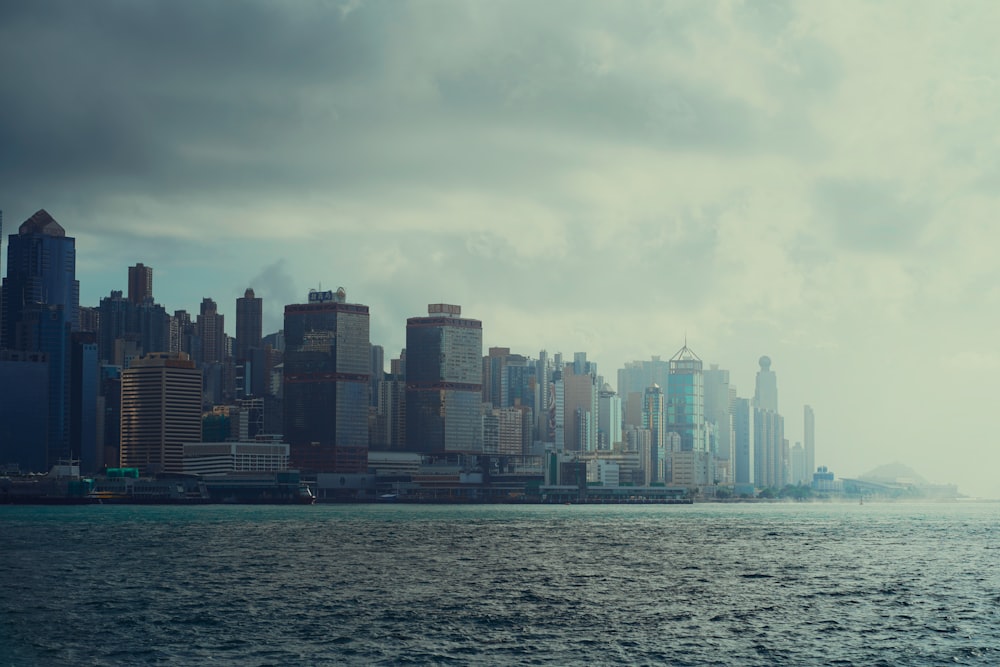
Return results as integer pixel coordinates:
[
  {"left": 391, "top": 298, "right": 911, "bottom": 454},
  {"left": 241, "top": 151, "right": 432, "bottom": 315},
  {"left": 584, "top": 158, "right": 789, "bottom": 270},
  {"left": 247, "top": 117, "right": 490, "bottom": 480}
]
[
  {"left": 666, "top": 343, "right": 706, "bottom": 452},
  {"left": 642, "top": 384, "right": 665, "bottom": 482},
  {"left": 390, "top": 349, "right": 405, "bottom": 377},
  {"left": 598, "top": 383, "right": 622, "bottom": 450},
  {"left": 97, "top": 291, "right": 130, "bottom": 363},
  {"left": 750, "top": 355, "right": 782, "bottom": 488},
  {"left": 573, "top": 351, "right": 596, "bottom": 377},
  {"left": 501, "top": 354, "right": 530, "bottom": 407},
  {"left": 2, "top": 210, "right": 80, "bottom": 346},
  {"left": 482, "top": 347, "right": 511, "bottom": 408},
  {"left": 235, "top": 288, "right": 263, "bottom": 362},
  {"left": 753, "top": 407, "right": 785, "bottom": 488},
  {"left": 100, "top": 365, "right": 122, "bottom": 468},
  {"left": 127, "top": 263, "right": 153, "bottom": 304},
  {"left": 2, "top": 210, "right": 80, "bottom": 467},
  {"left": 374, "top": 372, "right": 407, "bottom": 451},
  {"left": 565, "top": 366, "right": 598, "bottom": 452},
  {"left": 617, "top": 357, "right": 671, "bottom": 423},
  {"left": 500, "top": 355, "right": 534, "bottom": 450},
  {"left": 0, "top": 350, "right": 49, "bottom": 472},
  {"left": 174, "top": 309, "right": 198, "bottom": 359},
  {"left": 135, "top": 299, "right": 171, "bottom": 355},
  {"left": 78, "top": 306, "right": 100, "bottom": 333},
  {"left": 405, "top": 304, "right": 483, "bottom": 454},
  {"left": 704, "top": 364, "right": 733, "bottom": 460},
  {"left": 496, "top": 407, "right": 523, "bottom": 456},
  {"left": 733, "top": 397, "right": 753, "bottom": 485},
  {"left": 790, "top": 442, "right": 807, "bottom": 485},
  {"left": 482, "top": 406, "right": 522, "bottom": 456},
  {"left": 369, "top": 344, "right": 384, "bottom": 408},
  {"left": 535, "top": 350, "right": 551, "bottom": 444},
  {"left": 754, "top": 355, "right": 778, "bottom": 412},
  {"left": 804, "top": 404, "right": 815, "bottom": 478},
  {"left": 283, "top": 288, "right": 370, "bottom": 473},
  {"left": 120, "top": 352, "right": 202, "bottom": 474},
  {"left": 70, "top": 332, "right": 99, "bottom": 473},
  {"left": 551, "top": 369, "right": 565, "bottom": 449},
  {"left": 0, "top": 209, "right": 3, "bottom": 337},
  {"left": 197, "top": 298, "right": 225, "bottom": 364},
  {"left": 623, "top": 391, "right": 644, "bottom": 429}
]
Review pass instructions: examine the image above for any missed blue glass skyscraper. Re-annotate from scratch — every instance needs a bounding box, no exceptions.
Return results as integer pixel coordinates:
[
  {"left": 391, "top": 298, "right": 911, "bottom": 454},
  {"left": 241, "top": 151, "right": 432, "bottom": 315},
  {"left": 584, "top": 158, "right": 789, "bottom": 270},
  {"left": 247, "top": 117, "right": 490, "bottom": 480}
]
[
  {"left": 2, "top": 210, "right": 79, "bottom": 345},
  {"left": 666, "top": 343, "right": 706, "bottom": 452},
  {"left": 1, "top": 210, "right": 79, "bottom": 469}
]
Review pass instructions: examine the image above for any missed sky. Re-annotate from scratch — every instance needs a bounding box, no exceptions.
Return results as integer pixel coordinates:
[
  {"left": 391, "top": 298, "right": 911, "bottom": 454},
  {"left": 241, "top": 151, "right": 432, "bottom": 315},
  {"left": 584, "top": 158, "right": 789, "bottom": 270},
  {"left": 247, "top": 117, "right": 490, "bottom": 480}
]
[{"left": 2, "top": 1, "right": 999, "bottom": 497}]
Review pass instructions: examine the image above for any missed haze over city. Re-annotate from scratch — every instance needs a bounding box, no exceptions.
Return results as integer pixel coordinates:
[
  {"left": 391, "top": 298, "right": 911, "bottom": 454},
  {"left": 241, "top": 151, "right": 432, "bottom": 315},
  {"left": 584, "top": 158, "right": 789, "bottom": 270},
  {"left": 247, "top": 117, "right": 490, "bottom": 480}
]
[{"left": 2, "top": 1, "right": 998, "bottom": 497}]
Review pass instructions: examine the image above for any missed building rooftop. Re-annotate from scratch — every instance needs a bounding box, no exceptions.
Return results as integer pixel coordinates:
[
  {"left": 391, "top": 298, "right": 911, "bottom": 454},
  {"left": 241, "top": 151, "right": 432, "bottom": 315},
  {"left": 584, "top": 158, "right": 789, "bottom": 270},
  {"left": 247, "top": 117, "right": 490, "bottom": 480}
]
[
  {"left": 670, "top": 343, "right": 701, "bottom": 362},
  {"left": 19, "top": 209, "right": 65, "bottom": 237}
]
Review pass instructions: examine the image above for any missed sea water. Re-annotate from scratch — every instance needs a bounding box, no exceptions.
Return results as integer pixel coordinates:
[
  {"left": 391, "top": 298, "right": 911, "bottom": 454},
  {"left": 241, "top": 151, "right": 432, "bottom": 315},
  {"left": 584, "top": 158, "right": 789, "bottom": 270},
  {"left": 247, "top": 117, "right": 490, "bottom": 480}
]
[{"left": 1, "top": 501, "right": 998, "bottom": 666}]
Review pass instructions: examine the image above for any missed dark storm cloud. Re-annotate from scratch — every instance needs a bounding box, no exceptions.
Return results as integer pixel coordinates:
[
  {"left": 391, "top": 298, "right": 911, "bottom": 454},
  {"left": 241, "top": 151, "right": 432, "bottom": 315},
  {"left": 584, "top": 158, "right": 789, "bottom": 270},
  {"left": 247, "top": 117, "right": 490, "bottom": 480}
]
[
  {"left": 0, "top": 0, "right": 837, "bottom": 223},
  {"left": 0, "top": 1, "right": 387, "bottom": 194}
]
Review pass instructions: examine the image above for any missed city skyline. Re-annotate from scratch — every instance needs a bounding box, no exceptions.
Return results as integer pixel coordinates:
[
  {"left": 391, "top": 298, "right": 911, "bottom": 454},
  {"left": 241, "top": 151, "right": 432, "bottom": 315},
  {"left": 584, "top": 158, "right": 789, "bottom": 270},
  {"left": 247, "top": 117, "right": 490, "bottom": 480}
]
[{"left": 3, "top": 1, "right": 998, "bottom": 497}]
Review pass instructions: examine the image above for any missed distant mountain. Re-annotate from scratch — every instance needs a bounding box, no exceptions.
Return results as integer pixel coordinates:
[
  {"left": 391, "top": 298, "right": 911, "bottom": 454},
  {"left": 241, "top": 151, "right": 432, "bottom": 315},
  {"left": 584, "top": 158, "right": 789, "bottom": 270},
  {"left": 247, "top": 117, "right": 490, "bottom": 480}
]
[{"left": 859, "top": 462, "right": 929, "bottom": 485}]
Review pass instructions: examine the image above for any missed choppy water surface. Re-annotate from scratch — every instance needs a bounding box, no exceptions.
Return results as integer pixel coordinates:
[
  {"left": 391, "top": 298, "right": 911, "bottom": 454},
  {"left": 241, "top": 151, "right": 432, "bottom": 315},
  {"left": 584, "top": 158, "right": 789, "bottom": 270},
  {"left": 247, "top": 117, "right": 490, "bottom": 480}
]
[{"left": 1, "top": 502, "right": 998, "bottom": 666}]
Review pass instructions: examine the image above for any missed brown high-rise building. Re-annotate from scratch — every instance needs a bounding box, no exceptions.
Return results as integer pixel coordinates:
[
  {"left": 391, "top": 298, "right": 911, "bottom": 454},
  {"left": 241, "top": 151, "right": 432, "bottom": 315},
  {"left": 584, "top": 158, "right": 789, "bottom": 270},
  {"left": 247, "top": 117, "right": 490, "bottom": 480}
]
[
  {"left": 120, "top": 352, "right": 202, "bottom": 474},
  {"left": 127, "top": 263, "right": 153, "bottom": 304}
]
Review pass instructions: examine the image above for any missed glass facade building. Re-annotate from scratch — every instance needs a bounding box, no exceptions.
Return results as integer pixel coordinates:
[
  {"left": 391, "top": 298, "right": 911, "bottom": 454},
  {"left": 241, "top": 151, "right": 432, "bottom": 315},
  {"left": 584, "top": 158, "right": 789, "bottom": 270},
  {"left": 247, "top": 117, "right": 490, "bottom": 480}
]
[
  {"left": 1, "top": 211, "right": 80, "bottom": 467},
  {"left": 283, "top": 292, "right": 370, "bottom": 473},
  {"left": 405, "top": 304, "right": 483, "bottom": 454},
  {"left": 666, "top": 344, "right": 706, "bottom": 453}
]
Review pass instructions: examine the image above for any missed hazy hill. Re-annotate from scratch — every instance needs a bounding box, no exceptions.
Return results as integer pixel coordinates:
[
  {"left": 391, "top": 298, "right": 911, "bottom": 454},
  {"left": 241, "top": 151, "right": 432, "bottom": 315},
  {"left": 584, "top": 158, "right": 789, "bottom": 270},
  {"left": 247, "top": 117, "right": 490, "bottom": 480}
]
[{"left": 859, "top": 462, "right": 929, "bottom": 485}]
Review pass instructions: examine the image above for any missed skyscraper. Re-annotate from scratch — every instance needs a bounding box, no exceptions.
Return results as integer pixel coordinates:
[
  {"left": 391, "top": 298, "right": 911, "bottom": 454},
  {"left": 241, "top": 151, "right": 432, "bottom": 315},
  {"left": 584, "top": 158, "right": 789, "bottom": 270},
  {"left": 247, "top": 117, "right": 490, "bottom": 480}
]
[
  {"left": 617, "top": 356, "right": 670, "bottom": 423},
  {"left": 752, "top": 355, "right": 783, "bottom": 488},
  {"left": 482, "top": 346, "right": 511, "bottom": 408},
  {"left": 2, "top": 210, "right": 79, "bottom": 347},
  {"left": 732, "top": 397, "right": 753, "bottom": 485},
  {"left": 120, "top": 352, "right": 202, "bottom": 474},
  {"left": 127, "top": 263, "right": 153, "bottom": 304},
  {"left": 562, "top": 364, "right": 597, "bottom": 452},
  {"left": 235, "top": 288, "right": 262, "bottom": 362},
  {"left": 642, "top": 384, "right": 665, "bottom": 482},
  {"left": 197, "top": 298, "right": 225, "bottom": 365},
  {"left": 598, "top": 383, "right": 622, "bottom": 450},
  {"left": 804, "top": 404, "right": 815, "bottom": 478},
  {"left": 1, "top": 210, "right": 80, "bottom": 466},
  {"left": 753, "top": 407, "right": 785, "bottom": 488},
  {"left": 666, "top": 343, "right": 706, "bottom": 452},
  {"left": 283, "top": 288, "right": 370, "bottom": 473},
  {"left": 405, "top": 304, "right": 483, "bottom": 454},
  {"left": 790, "top": 441, "right": 807, "bottom": 485},
  {"left": 0, "top": 209, "right": 4, "bottom": 337},
  {"left": 704, "top": 364, "right": 733, "bottom": 460},
  {"left": 370, "top": 344, "right": 384, "bottom": 408},
  {"left": 754, "top": 356, "right": 778, "bottom": 412},
  {"left": 0, "top": 350, "right": 49, "bottom": 472}
]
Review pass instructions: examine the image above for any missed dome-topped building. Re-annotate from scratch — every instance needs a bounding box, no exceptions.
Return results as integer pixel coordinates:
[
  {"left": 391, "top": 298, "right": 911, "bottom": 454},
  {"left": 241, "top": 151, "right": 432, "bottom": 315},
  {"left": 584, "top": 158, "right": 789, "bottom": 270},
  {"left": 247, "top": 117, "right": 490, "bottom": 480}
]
[{"left": 754, "top": 355, "right": 778, "bottom": 413}]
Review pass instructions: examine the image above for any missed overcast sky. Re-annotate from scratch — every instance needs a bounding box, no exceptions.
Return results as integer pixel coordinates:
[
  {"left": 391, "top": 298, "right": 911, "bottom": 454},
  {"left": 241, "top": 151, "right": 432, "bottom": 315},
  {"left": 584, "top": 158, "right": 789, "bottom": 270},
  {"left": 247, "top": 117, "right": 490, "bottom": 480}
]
[{"left": 3, "top": 1, "right": 999, "bottom": 497}]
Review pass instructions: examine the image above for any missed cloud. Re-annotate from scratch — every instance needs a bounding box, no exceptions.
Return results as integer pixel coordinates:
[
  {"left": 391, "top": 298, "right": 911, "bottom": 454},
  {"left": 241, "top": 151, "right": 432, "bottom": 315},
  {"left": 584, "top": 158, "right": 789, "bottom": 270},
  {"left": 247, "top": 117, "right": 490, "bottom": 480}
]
[{"left": 814, "top": 179, "right": 927, "bottom": 253}]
